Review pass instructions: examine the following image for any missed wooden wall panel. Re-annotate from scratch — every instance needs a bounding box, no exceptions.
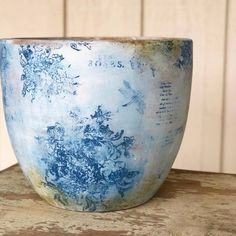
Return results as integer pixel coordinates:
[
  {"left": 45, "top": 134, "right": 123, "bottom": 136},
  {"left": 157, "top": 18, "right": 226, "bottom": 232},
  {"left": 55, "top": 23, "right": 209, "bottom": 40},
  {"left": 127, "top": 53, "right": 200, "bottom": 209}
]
[
  {"left": 66, "top": 0, "right": 141, "bottom": 36},
  {"left": 0, "top": 0, "right": 64, "bottom": 171},
  {"left": 0, "top": 0, "right": 64, "bottom": 38},
  {"left": 222, "top": 0, "right": 236, "bottom": 174},
  {"left": 144, "top": 0, "right": 226, "bottom": 172}
]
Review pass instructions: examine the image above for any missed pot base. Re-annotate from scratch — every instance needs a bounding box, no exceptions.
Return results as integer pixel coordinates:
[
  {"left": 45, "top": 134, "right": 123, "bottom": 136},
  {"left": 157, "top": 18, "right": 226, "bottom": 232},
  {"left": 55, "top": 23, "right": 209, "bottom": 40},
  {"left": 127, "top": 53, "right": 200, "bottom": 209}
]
[{"left": 40, "top": 191, "right": 157, "bottom": 212}]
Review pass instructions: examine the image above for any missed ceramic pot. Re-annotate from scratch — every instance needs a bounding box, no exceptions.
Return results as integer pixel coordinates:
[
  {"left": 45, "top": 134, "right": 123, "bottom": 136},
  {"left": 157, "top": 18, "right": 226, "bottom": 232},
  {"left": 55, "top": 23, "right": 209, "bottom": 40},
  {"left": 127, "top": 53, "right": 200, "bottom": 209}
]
[{"left": 0, "top": 38, "right": 192, "bottom": 211}]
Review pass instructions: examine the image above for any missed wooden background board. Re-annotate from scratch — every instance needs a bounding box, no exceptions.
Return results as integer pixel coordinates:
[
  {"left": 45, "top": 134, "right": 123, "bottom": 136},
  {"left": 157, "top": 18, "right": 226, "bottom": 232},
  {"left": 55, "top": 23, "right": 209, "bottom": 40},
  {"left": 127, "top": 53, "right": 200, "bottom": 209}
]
[
  {"left": 66, "top": 0, "right": 142, "bottom": 37},
  {"left": 222, "top": 0, "right": 236, "bottom": 174},
  {"left": 0, "top": 0, "right": 235, "bottom": 173},
  {"left": 0, "top": 0, "right": 64, "bottom": 38}
]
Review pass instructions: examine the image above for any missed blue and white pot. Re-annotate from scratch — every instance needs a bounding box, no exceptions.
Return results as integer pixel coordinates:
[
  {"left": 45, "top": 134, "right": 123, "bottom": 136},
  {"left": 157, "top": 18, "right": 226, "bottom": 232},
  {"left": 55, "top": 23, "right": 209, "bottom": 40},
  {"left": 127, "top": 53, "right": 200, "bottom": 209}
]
[{"left": 0, "top": 38, "right": 192, "bottom": 211}]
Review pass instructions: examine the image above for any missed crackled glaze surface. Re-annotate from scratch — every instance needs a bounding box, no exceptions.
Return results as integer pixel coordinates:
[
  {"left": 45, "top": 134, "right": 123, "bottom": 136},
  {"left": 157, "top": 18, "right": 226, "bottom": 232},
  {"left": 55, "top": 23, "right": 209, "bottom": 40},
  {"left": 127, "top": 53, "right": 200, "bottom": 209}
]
[{"left": 0, "top": 38, "right": 192, "bottom": 211}]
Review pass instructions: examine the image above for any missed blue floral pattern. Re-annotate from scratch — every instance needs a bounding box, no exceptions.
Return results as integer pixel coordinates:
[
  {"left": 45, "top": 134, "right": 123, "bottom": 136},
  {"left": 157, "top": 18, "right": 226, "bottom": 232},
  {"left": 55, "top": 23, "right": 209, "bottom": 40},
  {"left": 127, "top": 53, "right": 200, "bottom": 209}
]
[
  {"left": 36, "top": 105, "right": 141, "bottom": 211},
  {"left": 19, "top": 45, "right": 80, "bottom": 102}
]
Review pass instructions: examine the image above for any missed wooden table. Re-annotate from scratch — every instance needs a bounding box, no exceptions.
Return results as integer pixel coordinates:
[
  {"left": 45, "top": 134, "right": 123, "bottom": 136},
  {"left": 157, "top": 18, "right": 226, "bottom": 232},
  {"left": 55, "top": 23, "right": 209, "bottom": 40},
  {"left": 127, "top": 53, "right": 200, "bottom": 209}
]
[{"left": 0, "top": 165, "right": 235, "bottom": 236}]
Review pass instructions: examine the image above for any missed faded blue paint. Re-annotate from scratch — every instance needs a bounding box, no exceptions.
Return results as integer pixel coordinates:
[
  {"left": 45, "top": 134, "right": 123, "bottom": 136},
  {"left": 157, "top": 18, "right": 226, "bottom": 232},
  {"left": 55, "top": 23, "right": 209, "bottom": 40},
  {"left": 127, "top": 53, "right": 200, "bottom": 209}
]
[
  {"left": 70, "top": 41, "right": 92, "bottom": 51},
  {"left": 119, "top": 80, "right": 146, "bottom": 114},
  {"left": 0, "top": 42, "right": 10, "bottom": 106},
  {"left": 157, "top": 41, "right": 192, "bottom": 70},
  {"left": 19, "top": 45, "right": 80, "bottom": 102},
  {"left": 175, "top": 41, "right": 192, "bottom": 70},
  {"left": 36, "top": 105, "right": 142, "bottom": 211},
  {"left": 0, "top": 38, "right": 192, "bottom": 212}
]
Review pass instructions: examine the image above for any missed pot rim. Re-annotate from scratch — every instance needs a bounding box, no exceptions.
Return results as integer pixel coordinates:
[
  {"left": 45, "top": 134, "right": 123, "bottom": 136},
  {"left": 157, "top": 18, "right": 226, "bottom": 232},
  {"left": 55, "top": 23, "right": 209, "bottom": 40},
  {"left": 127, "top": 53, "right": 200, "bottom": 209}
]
[{"left": 0, "top": 36, "right": 192, "bottom": 42}]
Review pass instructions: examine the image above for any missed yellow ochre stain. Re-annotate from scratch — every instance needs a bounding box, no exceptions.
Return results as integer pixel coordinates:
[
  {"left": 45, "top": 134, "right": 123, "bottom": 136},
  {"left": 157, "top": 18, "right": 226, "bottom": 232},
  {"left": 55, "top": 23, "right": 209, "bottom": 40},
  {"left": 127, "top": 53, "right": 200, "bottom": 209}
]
[
  {"left": 27, "top": 168, "right": 68, "bottom": 208},
  {"left": 103, "top": 174, "right": 161, "bottom": 211},
  {"left": 119, "top": 40, "right": 183, "bottom": 73}
]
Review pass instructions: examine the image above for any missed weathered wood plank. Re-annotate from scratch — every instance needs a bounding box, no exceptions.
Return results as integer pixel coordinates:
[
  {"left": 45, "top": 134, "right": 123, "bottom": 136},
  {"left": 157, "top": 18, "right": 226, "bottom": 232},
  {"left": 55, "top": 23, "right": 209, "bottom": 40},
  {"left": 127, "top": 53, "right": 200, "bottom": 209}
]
[
  {"left": 0, "top": 0, "right": 64, "bottom": 38},
  {"left": 143, "top": 0, "right": 226, "bottom": 172},
  {"left": 222, "top": 0, "right": 236, "bottom": 174},
  {"left": 66, "top": 0, "right": 141, "bottom": 37},
  {"left": 0, "top": 165, "right": 235, "bottom": 235}
]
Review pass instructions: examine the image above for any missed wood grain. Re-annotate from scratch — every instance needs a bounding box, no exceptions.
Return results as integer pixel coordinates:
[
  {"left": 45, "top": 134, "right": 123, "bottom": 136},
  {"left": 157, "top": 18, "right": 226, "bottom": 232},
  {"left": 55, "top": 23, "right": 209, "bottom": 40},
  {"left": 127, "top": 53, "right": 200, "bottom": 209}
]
[
  {"left": 222, "top": 0, "right": 236, "bottom": 174},
  {"left": 143, "top": 0, "right": 227, "bottom": 172},
  {"left": 0, "top": 165, "right": 235, "bottom": 235},
  {"left": 0, "top": 0, "right": 235, "bottom": 173},
  {"left": 66, "top": 0, "right": 141, "bottom": 37},
  {"left": 0, "top": 0, "right": 64, "bottom": 38},
  {"left": 0, "top": 0, "right": 64, "bottom": 170}
]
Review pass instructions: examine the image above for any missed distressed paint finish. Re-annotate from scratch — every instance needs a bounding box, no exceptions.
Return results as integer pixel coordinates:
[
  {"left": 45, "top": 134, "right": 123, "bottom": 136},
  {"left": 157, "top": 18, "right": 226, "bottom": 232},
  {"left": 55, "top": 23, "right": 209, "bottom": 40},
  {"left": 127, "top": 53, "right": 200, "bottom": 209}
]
[
  {"left": 0, "top": 165, "right": 236, "bottom": 235},
  {"left": 0, "top": 38, "right": 192, "bottom": 211}
]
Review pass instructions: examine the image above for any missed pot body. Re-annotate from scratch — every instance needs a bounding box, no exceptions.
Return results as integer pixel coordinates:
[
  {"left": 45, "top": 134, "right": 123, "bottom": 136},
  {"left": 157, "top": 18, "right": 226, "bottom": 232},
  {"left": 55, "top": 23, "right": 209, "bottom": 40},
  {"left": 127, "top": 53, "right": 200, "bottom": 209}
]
[{"left": 0, "top": 38, "right": 192, "bottom": 211}]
